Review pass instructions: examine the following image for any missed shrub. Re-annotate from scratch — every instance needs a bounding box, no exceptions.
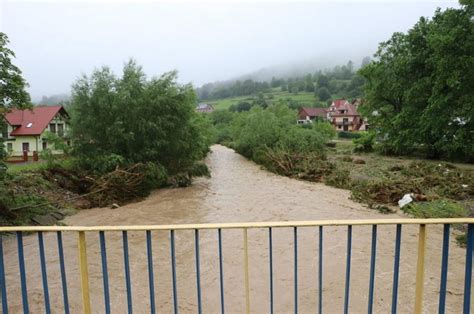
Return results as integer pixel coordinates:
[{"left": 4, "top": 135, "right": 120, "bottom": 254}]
[
  {"left": 402, "top": 200, "right": 469, "bottom": 218},
  {"left": 325, "top": 168, "right": 352, "bottom": 189},
  {"left": 341, "top": 156, "right": 353, "bottom": 162},
  {"left": 353, "top": 132, "right": 375, "bottom": 153},
  {"left": 338, "top": 131, "right": 362, "bottom": 139}
]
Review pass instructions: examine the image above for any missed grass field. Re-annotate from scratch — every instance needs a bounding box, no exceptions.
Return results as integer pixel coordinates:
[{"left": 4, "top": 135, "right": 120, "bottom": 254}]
[
  {"left": 206, "top": 88, "right": 341, "bottom": 110},
  {"left": 6, "top": 161, "right": 47, "bottom": 173}
]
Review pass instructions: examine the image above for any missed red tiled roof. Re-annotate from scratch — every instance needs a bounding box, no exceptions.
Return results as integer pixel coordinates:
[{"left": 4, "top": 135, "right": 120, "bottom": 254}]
[
  {"left": 4, "top": 105, "right": 68, "bottom": 136},
  {"left": 300, "top": 107, "right": 327, "bottom": 118},
  {"left": 331, "top": 99, "right": 347, "bottom": 109},
  {"left": 330, "top": 101, "right": 360, "bottom": 117}
]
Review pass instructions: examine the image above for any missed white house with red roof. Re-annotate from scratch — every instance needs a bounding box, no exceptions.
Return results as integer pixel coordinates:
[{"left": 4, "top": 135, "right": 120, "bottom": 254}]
[{"left": 1, "top": 105, "right": 70, "bottom": 157}]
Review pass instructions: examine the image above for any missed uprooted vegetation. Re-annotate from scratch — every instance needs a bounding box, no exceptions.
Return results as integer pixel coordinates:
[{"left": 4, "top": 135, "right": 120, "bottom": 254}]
[
  {"left": 349, "top": 162, "right": 473, "bottom": 206},
  {"left": 1, "top": 161, "right": 210, "bottom": 226}
]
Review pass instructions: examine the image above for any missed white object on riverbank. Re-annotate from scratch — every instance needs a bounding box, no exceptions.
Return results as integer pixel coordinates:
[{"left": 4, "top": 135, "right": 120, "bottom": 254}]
[{"left": 398, "top": 193, "right": 414, "bottom": 208}]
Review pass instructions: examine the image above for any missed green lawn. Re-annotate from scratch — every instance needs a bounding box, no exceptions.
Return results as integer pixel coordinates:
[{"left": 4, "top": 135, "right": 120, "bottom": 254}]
[{"left": 6, "top": 161, "right": 47, "bottom": 173}]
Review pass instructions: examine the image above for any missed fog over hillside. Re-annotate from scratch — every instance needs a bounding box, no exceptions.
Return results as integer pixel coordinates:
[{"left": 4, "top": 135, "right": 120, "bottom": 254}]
[{"left": 233, "top": 53, "right": 370, "bottom": 83}]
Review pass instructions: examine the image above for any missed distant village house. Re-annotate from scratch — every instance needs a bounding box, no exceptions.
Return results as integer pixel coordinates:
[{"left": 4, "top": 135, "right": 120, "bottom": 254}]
[
  {"left": 297, "top": 107, "right": 327, "bottom": 124},
  {"left": 1, "top": 105, "right": 70, "bottom": 158},
  {"left": 195, "top": 103, "right": 214, "bottom": 113},
  {"left": 327, "top": 99, "right": 368, "bottom": 132},
  {"left": 297, "top": 99, "right": 368, "bottom": 131}
]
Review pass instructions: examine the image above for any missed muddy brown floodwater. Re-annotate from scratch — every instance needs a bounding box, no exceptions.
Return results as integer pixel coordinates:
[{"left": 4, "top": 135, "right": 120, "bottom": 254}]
[{"left": 1, "top": 145, "right": 472, "bottom": 313}]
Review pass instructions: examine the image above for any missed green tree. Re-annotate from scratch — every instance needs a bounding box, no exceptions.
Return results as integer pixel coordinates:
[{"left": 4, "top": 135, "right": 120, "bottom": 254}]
[
  {"left": 70, "top": 60, "right": 211, "bottom": 173},
  {"left": 317, "top": 74, "right": 329, "bottom": 89},
  {"left": 346, "top": 75, "right": 366, "bottom": 98},
  {"left": 253, "top": 93, "right": 268, "bottom": 108},
  {"left": 317, "top": 87, "right": 331, "bottom": 101},
  {"left": 359, "top": 4, "right": 473, "bottom": 161},
  {"left": 39, "top": 131, "right": 72, "bottom": 167},
  {"left": 0, "top": 33, "right": 31, "bottom": 163}
]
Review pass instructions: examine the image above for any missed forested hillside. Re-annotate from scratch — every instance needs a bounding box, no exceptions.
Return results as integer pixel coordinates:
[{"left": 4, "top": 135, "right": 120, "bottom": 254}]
[{"left": 196, "top": 59, "right": 369, "bottom": 110}]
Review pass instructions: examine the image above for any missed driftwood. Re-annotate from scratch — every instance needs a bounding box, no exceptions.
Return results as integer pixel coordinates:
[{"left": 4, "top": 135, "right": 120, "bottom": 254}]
[
  {"left": 87, "top": 163, "right": 149, "bottom": 207},
  {"left": 263, "top": 146, "right": 332, "bottom": 181}
]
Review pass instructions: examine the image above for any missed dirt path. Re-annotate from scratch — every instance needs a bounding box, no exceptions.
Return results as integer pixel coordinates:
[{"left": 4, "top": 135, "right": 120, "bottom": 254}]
[{"left": 1, "top": 145, "right": 471, "bottom": 313}]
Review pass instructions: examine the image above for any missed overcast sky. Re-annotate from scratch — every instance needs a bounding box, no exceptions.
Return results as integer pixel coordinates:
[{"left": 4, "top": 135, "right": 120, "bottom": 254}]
[{"left": 0, "top": 0, "right": 460, "bottom": 101}]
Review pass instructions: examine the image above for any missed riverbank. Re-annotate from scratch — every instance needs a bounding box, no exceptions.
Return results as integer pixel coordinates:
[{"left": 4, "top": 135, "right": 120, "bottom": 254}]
[
  {"left": 1, "top": 145, "right": 470, "bottom": 312},
  {"left": 0, "top": 160, "right": 209, "bottom": 226}
]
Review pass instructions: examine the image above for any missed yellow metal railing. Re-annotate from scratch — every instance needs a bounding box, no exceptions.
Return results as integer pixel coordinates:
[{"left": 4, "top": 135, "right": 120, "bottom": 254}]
[{"left": 0, "top": 218, "right": 473, "bottom": 314}]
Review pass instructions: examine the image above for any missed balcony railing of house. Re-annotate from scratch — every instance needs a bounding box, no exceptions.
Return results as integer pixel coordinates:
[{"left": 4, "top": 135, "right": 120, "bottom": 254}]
[
  {"left": 335, "top": 121, "right": 351, "bottom": 126},
  {"left": 0, "top": 218, "right": 473, "bottom": 313}
]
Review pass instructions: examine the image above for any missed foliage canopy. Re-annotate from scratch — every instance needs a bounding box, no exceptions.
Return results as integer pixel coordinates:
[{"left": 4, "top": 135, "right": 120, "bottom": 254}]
[
  {"left": 359, "top": 5, "right": 473, "bottom": 161},
  {"left": 70, "top": 60, "right": 212, "bottom": 174}
]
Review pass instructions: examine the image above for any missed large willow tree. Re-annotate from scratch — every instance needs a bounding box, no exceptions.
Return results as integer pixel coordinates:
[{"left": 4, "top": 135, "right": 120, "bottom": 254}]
[
  {"left": 70, "top": 60, "right": 211, "bottom": 173},
  {"left": 0, "top": 32, "right": 31, "bottom": 162},
  {"left": 359, "top": 2, "right": 473, "bottom": 161}
]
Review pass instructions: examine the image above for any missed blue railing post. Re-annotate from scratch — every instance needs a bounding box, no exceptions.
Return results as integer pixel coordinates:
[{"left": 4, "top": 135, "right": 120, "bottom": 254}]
[
  {"left": 463, "top": 224, "right": 473, "bottom": 314},
  {"left": 218, "top": 228, "right": 225, "bottom": 314},
  {"left": 170, "top": 230, "right": 178, "bottom": 314},
  {"left": 318, "top": 226, "right": 323, "bottom": 314},
  {"left": 294, "top": 227, "right": 298, "bottom": 314},
  {"left": 368, "top": 225, "right": 377, "bottom": 314},
  {"left": 122, "top": 231, "right": 133, "bottom": 313},
  {"left": 344, "top": 225, "right": 352, "bottom": 314},
  {"left": 439, "top": 224, "right": 450, "bottom": 314},
  {"left": 99, "top": 231, "right": 111, "bottom": 314},
  {"left": 17, "top": 231, "right": 29, "bottom": 313},
  {"left": 0, "top": 235, "right": 8, "bottom": 314},
  {"left": 146, "top": 231, "right": 156, "bottom": 314},
  {"left": 269, "top": 227, "right": 274, "bottom": 314},
  {"left": 194, "top": 230, "right": 202, "bottom": 314},
  {"left": 391, "top": 224, "right": 402, "bottom": 314},
  {"left": 38, "top": 232, "right": 51, "bottom": 314},
  {"left": 56, "top": 231, "right": 69, "bottom": 314}
]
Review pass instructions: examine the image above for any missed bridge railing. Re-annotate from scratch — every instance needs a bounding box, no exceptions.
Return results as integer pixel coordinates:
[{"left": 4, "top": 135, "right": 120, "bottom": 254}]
[{"left": 0, "top": 218, "right": 473, "bottom": 313}]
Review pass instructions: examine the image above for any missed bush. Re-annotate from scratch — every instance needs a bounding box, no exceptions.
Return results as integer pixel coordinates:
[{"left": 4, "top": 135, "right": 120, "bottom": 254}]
[
  {"left": 402, "top": 200, "right": 469, "bottom": 218},
  {"left": 353, "top": 132, "right": 375, "bottom": 152},
  {"left": 229, "top": 104, "right": 335, "bottom": 181},
  {"left": 325, "top": 168, "right": 352, "bottom": 189},
  {"left": 338, "top": 131, "right": 362, "bottom": 139}
]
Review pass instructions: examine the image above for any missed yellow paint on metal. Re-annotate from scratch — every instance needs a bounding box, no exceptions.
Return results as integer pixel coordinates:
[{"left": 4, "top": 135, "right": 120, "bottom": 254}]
[
  {"left": 414, "top": 224, "right": 426, "bottom": 314},
  {"left": 243, "top": 228, "right": 250, "bottom": 314},
  {"left": 0, "top": 218, "right": 473, "bottom": 232},
  {"left": 78, "top": 231, "right": 91, "bottom": 314}
]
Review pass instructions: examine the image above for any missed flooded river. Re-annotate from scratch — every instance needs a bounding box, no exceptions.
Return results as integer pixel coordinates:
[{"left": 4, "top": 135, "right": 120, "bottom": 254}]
[{"left": 1, "top": 145, "right": 471, "bottom": 312}]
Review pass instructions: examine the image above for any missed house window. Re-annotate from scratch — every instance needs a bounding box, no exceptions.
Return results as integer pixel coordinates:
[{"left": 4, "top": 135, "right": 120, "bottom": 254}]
[
  {"left": 42, "top": 141, "right": 47, "bottom": 150},
  {"left": 57, "top": 124, "right": 64, "bottom": 137},
  {"left": 7, "top": 143, "right": 12, "bottom": 152},
  {"left": 22, "top": 143, "right": 30, "bottom": 152},
  {"left": 49, "top": 123, "right": 56, "bottom": 133}
]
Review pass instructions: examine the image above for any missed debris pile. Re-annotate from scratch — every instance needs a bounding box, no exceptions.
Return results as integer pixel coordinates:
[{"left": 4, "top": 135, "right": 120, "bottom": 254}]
[{"left": 264, "top": 147, "right": 333, "bottom": 181}]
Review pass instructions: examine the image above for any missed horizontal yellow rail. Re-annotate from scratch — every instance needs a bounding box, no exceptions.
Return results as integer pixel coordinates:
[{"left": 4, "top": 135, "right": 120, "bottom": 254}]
[{"left": 0, "top": 218, "right": 473, "bottom": 232}]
